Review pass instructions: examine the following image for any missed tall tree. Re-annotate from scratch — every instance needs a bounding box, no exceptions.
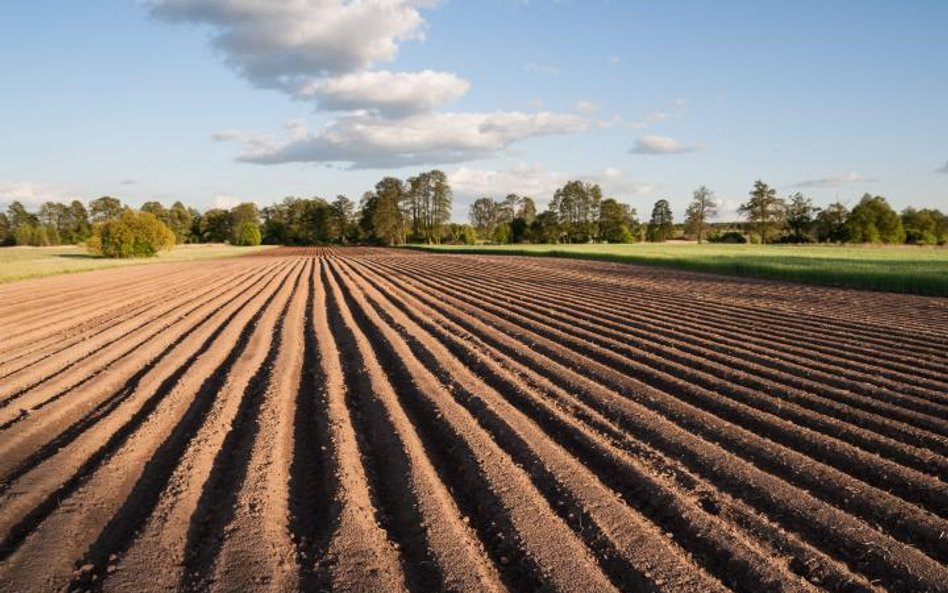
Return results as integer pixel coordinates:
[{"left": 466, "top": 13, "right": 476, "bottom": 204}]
[
  {"left": 330, "top": 195, "right": 356, "bottom": 244},
  {"left": 141, "top": 201, "right": 168, "bottom": 220},
  {"left": 371, "top": 191, "right": 403, "bottom": 246},
  {"left": 469, "top": 197, "right": 499, "bottom": 240},
  {"left": 845, "top": 194, "right": 904, "bottom": 244},
  {"left": 229, "top": 202, "right": 260, "bottom": 244},
  {"left": 815, "top": 201, "right": 849, "bottom": 243},
  {"left": 517, "top": 196, "right": 537, "bottom": 224},
  {"left": 166, "top": 201, "right": 194, "bottom": 243},
  {"left": 406, "top": 173, "right": 427, "bottom": 240},
  {"left": 65, "top": 200, "right": 91, "bottom": 243},
  {"left": 599, "top": 198, "right": 637, "bottom": 243},
  {"left": 38, "top": 202, "right": 68, "bottom": 245},
  {"left": 89, "top": 196, "right": 124, "bottom": 222},
  {"left": 199, "top": 208, "right": 232, "bottom": 243},
  {"left": 358, "top": 191, "right": 380, "bottom": 242},
  {"left": 550, "top": 180, "right": 602, "bottom": 243},
  {"left": 784, "top": 193, "right": 819, "bottom": 243},
  {"left": 739, "top": 180, "right": 785, "bottom": 243},
  {"left": 901, "top": 208, "right": 947, "bottom": 245},
  {"left": 405, "top": 170, "right": 451, "bottom": 243},
  {"left": 684, "top": 185, "right": 717, "bottom": 243},
  {"left": 7, "top": 201, "right": 37, "bottom": 230},
  {"left": 430, "top": 170, "right": 452, "bottom": 244},
  {"left": 647, "top": 199, "right": 674, "bottom": 242},
  {"left": 375, "top": 177, "right": 407, "bottom": 244}
]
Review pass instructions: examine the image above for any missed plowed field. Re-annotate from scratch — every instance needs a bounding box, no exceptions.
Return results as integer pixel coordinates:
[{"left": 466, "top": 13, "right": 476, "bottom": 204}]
[{"left": 1, "top": 247, "right": 946, "bottom": 593}]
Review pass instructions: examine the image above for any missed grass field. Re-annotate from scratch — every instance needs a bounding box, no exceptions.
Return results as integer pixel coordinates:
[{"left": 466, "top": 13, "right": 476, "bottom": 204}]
[
  {"left": 0, "top": 244, "right": 276, "bottom": 284},
  {"left": 410, "top": 243, "right": 948, "bottom": 296}
]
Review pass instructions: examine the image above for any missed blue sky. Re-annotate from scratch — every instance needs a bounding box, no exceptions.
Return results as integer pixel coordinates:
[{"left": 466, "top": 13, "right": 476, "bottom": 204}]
[{"left": 1, "top": 0, "right": 946, "bottom": 221}]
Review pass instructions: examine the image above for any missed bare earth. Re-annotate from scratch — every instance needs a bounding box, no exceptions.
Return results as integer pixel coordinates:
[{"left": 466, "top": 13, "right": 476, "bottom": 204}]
[{"left": 0, "top": 247, "right": 946, "bottom": 593}]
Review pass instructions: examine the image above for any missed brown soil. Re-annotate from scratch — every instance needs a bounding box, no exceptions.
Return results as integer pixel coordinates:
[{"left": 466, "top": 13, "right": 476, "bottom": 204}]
[{"left": 1, "top": 246, "right": 946, "bottom": 593}]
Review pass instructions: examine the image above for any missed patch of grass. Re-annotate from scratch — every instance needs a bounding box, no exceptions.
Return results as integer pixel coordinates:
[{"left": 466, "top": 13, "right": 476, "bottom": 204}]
[
  {"left": 408, "top": 243, "right": 948, "bottom": 296},
  {"left": 0, "top": 244, "right": 277, "bottom": 284}
]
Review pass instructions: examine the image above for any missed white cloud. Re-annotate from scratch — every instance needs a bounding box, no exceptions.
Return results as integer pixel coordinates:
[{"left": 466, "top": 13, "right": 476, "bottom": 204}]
[
  {"left": 451, "top": 163, "right": 568, "bottom": 200},
  {"left": 0, "top": 180, "right": 75, "bottom": 207},
  {"left": 227, "top": 111, "right": 589, "bottom": 169},
  {"left": 594, "top": 166, "right": 655, "bottom": 198},
  {"left": 606, "top": 55, "right": 621, "bottom": 65},
  {"left": 299, "top": 69, "right": 469, "bottom": 115},
  {"left": 629, "top": 135, "right": 701, "bottom": 155},
  {"left": 157, "top": 0, "right": 597, "bottom": 168},
  {"left": 792, "top": 172, "right": 877, "bottom": 188},
  {"left": 149, "top": 0, "right": 435, "bottom": 90},
  {"left": 150, "top": 1, "right": 464, "bottom": 117},
  {"left": 936, "top": 160, "right": 948, "bottom": 174}
]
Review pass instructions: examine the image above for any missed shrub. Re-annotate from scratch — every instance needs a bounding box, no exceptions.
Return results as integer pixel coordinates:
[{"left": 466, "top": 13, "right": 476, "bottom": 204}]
[
  {"left": 87, "top": 210, "right": 175, "bottom": 258},
  {"left": 234, "top": 221, "right": 262, "bottom": 246}
]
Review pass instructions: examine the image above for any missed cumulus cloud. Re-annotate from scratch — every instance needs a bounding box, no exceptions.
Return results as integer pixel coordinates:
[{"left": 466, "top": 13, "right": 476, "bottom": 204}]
[
  {"left": 150, "top": 0, "right": 468, "bottom": 116},
  {"left": 156, "top": 0, "right": 594, "bottom": 167},
  {"left": 450, "top": 163, "right": 567, "bottom": 200},
  {"left": 299, "top": 69, "right": 469, "bottom": 115},
  {"left": 149, "top": 0, "right": 434, "bottom": 89},
  {"left": 228, "top": 111, "right": 588, "bottom": 169},
  {"left": 595, "top": 166, "right": 655, "bottom": 197},
  {"left": 936, "top": 160, "right": 948, "bottom": 174},
  {"left": 792, "top": 172, "right": 876, "bottom": 188},
  {"left": 628, "top": 135, "right": 701, "bottom": 155}
]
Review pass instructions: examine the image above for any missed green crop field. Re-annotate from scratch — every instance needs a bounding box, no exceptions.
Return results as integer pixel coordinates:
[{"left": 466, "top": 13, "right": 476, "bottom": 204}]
[
  {"left": 410, "top": 243, "right": 948, "bottom": 296},
  {"left": 0, "top": 243, "right": 276, "bottom": 284}
]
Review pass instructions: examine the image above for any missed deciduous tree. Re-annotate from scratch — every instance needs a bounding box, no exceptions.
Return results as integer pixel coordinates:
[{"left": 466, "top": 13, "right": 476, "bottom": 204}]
[
  {"left": 815, "top": 201, "right": 849, "bottom": 243},
  {"left": 784, "top": 192, "right": 819, "bottom": 243},
  {"left": 89, "top": 196, "right": 124, "bottom": 222},
  {"left": 845, "top": 194, "right": 904, "bottom": 244},
  {"left": 684, "top": 186, "right": 717, "bottom": 243},
  {"left": 550, "top": 180, "right": 602, "bottom": 243},
  {"left": 599, "top": 198, "right": 637, "bottom": 243}
]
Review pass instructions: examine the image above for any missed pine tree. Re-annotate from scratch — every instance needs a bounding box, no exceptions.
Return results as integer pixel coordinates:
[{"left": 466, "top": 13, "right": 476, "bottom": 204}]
[{"left": 739, "top": 180, "right": 785, "bottom": 243}]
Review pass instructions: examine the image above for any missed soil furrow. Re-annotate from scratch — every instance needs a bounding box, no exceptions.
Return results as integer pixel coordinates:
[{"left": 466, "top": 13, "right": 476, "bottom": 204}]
[
  {"left": 0, "top": 261, "right": 298, "bottom": 593},
  {"left": 2, "top": 247, "right": 944, "bottom": 593},
  {"left": 350, "top": 254, "right": 948, "bottom": 592},
  {"left": 324, "top": 261, "right": 621, "bottom": 593},
  {"left": 344, "top": 256, "right": 888, "bottom": 593}
]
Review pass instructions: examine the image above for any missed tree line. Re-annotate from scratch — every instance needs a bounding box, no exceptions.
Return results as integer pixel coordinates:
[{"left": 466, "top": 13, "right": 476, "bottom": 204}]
[
  {"left": 0, "top": 196, "right": 266, "bottom": 249},
  {"left": 467, "top": 179, "right": 948, "bottom": 246},
  {"left": 0, "top": 169, "right": 462, "bottom": 253},
  {"left": 2, "top": 175, "right": 944, "bottom": 252}
]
